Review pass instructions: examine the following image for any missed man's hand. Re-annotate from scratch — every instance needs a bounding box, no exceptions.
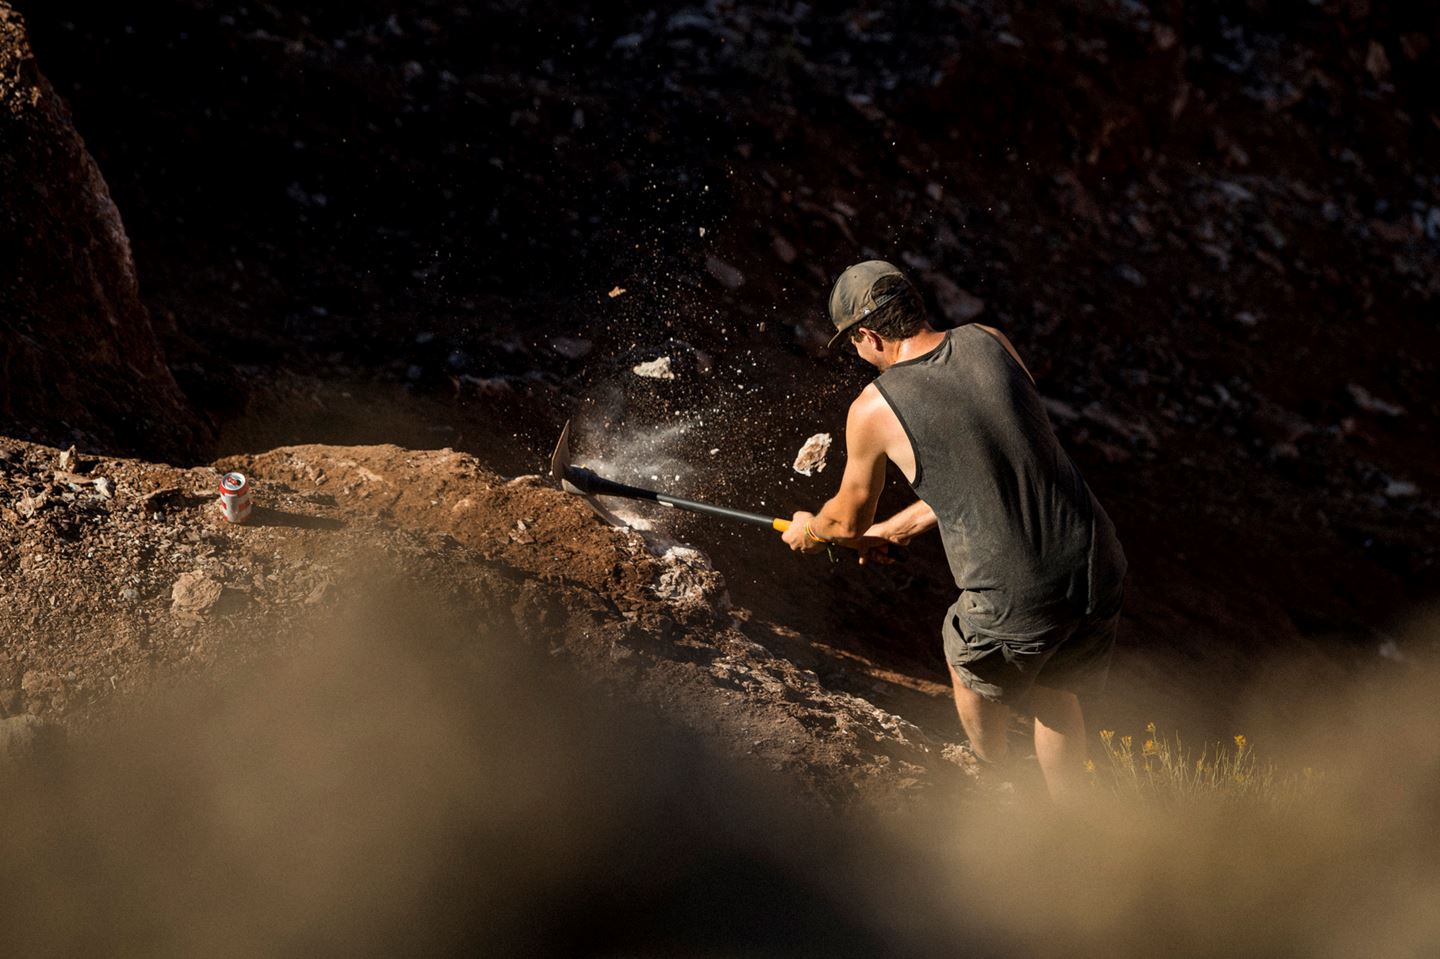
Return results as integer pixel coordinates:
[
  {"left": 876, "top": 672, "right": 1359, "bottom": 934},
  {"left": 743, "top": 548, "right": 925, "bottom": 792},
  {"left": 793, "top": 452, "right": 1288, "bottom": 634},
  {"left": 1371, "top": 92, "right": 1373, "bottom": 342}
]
[
  {"left": 855, "top": 536, "right": 900, "bottom": 566},
  {"left": 855, "top": 515, "right": 922, "bottom": 566},
  {"left": 861, "top": 518, "right": 912, "bottom": 546},
  {"left": 863, "top": 500, "right": 936, "bottom": 546},
  {"left": 781, "top": 510, "right": 829, "bottom": 554}
]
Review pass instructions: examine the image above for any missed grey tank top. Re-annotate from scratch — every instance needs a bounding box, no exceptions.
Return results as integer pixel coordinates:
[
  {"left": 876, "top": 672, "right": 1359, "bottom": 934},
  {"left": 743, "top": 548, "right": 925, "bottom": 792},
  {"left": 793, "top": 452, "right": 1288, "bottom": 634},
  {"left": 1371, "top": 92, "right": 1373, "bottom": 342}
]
[{"left": 874, "top": 325, "right": 1126, "bottom": 638}]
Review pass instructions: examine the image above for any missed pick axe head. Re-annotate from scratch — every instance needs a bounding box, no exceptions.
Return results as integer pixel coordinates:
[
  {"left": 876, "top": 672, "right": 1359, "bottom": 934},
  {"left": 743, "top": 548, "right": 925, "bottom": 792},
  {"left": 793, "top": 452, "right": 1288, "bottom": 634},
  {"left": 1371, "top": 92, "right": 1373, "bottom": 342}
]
[{"left": 549, "top": 420, "right": 627, "bottom": 526}]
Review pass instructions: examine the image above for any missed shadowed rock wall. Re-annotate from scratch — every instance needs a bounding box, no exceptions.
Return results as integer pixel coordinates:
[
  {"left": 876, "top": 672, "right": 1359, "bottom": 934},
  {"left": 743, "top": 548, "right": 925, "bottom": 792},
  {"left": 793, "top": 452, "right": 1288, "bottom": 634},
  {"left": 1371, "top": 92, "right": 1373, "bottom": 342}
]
[{"left": 0, "top": 4, "right": 206, "bottom": 462}]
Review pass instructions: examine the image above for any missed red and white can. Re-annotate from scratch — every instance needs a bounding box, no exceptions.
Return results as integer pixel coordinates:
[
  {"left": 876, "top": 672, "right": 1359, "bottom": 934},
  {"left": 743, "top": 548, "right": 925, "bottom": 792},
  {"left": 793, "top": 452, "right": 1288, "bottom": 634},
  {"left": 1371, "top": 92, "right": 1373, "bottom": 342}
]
[{"left": 218, "top": 471, "right": 253, "bottom": 524}]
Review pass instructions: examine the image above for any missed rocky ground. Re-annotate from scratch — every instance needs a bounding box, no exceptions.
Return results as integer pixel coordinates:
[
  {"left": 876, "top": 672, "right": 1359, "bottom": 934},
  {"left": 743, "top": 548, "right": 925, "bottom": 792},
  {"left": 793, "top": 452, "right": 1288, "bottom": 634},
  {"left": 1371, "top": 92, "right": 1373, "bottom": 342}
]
[{"left": 0, "top": 435, "right": 982, "bottom": 811}]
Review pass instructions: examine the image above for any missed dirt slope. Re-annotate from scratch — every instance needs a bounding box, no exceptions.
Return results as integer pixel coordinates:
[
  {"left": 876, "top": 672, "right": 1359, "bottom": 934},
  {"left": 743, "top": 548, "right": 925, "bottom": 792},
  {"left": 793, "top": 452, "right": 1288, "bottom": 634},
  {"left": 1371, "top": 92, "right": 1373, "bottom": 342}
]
[{"left": 0, "top": 435, "right": 977, "bottom": 810}]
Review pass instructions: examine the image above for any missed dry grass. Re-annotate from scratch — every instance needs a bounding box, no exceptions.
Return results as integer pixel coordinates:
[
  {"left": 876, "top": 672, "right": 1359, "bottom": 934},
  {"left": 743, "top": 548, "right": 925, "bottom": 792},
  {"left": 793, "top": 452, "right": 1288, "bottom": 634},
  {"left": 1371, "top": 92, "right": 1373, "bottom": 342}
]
[{"left": 1089, "top": 723, "right": 1322, "bottom": 808}]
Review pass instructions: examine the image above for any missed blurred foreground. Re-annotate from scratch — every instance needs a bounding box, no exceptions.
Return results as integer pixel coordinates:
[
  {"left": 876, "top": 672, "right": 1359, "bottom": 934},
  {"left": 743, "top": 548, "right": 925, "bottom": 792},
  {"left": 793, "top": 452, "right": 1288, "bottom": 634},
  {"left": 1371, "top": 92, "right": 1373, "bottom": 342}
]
[{"left": 4, "top": 582, "right": 1439, "bottom": 957}]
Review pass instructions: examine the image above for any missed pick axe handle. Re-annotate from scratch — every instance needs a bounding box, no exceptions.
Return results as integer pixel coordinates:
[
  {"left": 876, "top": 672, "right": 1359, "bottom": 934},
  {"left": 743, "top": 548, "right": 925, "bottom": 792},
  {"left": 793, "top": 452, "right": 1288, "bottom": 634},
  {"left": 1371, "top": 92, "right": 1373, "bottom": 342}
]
[
  {"left": 582, "top": 473, "right": 787, "bottom": 530},
  {"left": 565, "top": 468, "right": 903, "bottom": 559}
]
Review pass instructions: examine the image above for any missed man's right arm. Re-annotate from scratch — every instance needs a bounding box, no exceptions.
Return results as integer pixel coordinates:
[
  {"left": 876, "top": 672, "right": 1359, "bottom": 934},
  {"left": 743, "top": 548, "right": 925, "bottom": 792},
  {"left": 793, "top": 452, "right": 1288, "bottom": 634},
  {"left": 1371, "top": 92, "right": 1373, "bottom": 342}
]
[{"left": 865, "top": 499, "right": 937, "bottom": 544}]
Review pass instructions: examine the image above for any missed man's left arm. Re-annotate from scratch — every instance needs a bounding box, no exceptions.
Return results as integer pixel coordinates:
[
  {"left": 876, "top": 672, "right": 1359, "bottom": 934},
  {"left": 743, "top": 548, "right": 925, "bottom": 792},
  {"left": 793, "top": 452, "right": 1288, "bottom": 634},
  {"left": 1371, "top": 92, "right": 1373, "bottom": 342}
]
[{"left": 781, "top": 390, "right": 888, "bottom": 553}]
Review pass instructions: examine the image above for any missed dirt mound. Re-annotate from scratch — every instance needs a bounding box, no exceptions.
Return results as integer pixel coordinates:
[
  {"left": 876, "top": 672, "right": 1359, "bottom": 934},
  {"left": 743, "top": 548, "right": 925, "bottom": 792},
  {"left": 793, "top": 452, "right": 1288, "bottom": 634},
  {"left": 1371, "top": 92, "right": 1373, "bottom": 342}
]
[
  {"left": 0, "top": 4, "right": 206, "bottom": 461},
  {"left": 0, "top": 435, "right": 976, "bottom": 811}
]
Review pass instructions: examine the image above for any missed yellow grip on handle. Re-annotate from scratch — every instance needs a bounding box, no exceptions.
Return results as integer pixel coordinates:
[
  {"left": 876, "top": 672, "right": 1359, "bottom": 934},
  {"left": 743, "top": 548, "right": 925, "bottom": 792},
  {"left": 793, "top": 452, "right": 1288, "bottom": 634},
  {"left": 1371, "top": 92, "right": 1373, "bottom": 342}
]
[{"left": 772, "top": 518, "right": 791, "bottom": 532}]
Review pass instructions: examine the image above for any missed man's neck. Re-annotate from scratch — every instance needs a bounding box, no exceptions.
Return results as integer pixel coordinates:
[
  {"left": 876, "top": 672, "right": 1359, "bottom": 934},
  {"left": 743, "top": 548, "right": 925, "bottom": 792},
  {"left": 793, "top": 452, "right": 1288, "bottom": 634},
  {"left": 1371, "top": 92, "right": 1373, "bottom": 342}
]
[{"left": 885, "top": 328, "right": 947, "bottom": 368}]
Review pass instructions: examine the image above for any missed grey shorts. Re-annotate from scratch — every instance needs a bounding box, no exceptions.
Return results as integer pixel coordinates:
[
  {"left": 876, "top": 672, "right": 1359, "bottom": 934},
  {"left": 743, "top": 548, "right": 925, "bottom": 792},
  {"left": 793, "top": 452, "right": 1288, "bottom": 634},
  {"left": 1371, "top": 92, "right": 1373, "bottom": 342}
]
[{"left": 943, "top": 589, "right": 1123, "bottom": 708}]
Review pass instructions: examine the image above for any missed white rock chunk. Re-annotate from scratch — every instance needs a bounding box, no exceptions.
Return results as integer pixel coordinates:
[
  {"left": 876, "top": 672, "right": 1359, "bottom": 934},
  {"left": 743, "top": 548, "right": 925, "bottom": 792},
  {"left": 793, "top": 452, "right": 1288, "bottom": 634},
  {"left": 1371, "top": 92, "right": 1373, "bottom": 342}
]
[
  {"left": 632, "top": 356, "right": 676, "bottom": 380},
  {"left": 792, "top": 433, "right": 833, "bottom": 476}
]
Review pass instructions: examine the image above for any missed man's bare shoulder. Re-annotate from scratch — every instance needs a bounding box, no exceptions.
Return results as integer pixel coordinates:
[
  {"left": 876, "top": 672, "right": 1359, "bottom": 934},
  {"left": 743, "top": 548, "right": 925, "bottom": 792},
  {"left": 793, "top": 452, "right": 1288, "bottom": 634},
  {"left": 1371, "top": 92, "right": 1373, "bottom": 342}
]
[
  {"left": 849, "top": 383, "right": 903, "bottom": 440},
  {"left": 854, "top": 380, "right": 884, "bottom": 405},
  {"left": 850, "top": 383, "right": 890, "bottom": 423},
  {"left": 849, "top": 382, "right": 913, "bottom": 478}
]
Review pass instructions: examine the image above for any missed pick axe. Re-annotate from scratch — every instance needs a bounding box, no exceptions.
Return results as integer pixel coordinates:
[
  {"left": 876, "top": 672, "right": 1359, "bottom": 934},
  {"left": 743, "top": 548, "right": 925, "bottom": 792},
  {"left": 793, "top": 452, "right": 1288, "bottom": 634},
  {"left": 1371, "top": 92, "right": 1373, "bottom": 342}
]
[{"left": 548, "top": 421, "right": 903, "bottom": 561}]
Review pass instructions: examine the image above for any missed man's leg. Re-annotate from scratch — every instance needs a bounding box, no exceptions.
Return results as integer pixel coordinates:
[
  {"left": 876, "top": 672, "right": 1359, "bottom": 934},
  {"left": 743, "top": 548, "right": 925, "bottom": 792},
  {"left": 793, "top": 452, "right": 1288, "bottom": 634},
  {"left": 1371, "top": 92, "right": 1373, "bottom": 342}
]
[
  {"left": 947, "top": 663, "right": 1012, "bottom": 765},
  {"left": 1029, "top": 684, "right": 1088, "bottom": 803}
]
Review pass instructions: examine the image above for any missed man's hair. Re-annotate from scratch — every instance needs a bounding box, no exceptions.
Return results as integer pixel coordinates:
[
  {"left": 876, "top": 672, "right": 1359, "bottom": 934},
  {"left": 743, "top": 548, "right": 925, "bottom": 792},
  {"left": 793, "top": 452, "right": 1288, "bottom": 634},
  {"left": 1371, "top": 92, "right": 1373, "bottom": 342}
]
[{"left": 849, "top": 274, "right": 927, "bottom": 342}]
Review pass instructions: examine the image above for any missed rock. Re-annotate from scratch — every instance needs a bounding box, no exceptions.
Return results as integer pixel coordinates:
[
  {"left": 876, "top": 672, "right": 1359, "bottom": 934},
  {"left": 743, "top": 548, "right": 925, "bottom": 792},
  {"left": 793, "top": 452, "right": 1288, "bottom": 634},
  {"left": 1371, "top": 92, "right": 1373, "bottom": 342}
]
[
  {"left": 665, "top": 10, "right": 714, "bottom": 33},
  {"left": 772, "top": 235, "right": 798, "bottom": 264},
  {"left": 1251, "top": 401, "right": 1313, "bottom": 450},
  {"left": 1214, "top": 180, "right": 1255, "bottom": 203},
  {"left": 792, "top": 433, "right": 832, "bottom": 476},
  {"left": 1081, "top": 404, "right": 1158, "bottom": 448},
  {"left": 924, "top": 273, "right": 986, "bottom": 325},
  {"left": 1347, "top": 383, "right": 1405, "bottom": 417},
  {"left": 171, "top": 571, "right": 224, "bottom": 617},
  {"left": 704, "top": 256, "right": 745, "bottom": 289},
  {"left": 653, "top": 545, "right": 729, "bottom": 621},
  {"left": 1384, "top": 480, "right": 1418, "bottom": 499},
  {"left": 1051, "top": 172, "right": 1103, "bottom": 224},
  {"left": 1369, "top": 218, "right": 1415, "bottom": 243},
  {"left": 1115, "top": 263, "right": 1148, "bottom": 287},
  {"left": 1041, "top": 397, "right": 1080, "bottom": 423},
  {"left": 19, "top": 669, "right": 57, "bottom": 710},
  {"left": 632, "top": 356, "right": 676, "bottom": 380},
  {"left": 1365, "top": 40, "right": 1391, "bottom": 81},
  {"left": 0, "top": 7, "right": 209, "bottom": 459},
  {"left": 16, "top": 488, "right": 48, "bottom": 519},
  {"left": 0, "top": 714, "right": 63, "bottom": 763}
]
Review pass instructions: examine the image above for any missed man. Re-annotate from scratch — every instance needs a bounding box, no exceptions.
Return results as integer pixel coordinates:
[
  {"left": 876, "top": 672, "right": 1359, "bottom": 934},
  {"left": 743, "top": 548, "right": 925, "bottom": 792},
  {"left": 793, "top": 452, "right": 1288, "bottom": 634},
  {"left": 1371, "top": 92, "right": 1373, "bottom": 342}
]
[{"left": 781, "top": 260, "right": 1127, "bottom": 802}]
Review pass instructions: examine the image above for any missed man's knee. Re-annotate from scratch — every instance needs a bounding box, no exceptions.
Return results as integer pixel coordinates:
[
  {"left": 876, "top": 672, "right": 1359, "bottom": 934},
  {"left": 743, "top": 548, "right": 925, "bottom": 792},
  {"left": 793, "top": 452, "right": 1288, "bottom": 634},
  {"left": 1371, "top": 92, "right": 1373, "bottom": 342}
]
[{"left": 1030, "top": 685, "right": 1083, "bottom": 733}]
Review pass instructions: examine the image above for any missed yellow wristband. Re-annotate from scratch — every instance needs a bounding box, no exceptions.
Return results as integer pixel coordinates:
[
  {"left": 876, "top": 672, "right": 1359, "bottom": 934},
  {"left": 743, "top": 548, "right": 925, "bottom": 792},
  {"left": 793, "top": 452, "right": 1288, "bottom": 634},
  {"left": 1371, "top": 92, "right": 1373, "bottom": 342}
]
[{"left": 804, "top": 520, "right": 831, "bottom": 545}]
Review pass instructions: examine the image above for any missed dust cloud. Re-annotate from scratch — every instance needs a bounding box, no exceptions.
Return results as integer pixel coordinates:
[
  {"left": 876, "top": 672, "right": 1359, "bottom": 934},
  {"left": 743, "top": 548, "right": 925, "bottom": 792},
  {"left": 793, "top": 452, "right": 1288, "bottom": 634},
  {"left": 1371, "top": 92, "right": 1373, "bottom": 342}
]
[
  {"left": 892, "top": 611, "right": 1440, "bottom": 959},
  {"left": 5, "top": 582, "right": 1440, "bottom": 956},
  {"left": 0, "top": 577, "right": 930, "bottom": 958}
]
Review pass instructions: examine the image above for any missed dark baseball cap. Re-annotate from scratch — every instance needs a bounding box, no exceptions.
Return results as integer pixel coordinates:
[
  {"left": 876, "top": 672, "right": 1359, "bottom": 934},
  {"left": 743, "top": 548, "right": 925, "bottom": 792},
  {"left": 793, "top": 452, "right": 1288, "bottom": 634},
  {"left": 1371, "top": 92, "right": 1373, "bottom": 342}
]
[{"left": 826, "top": 260, "right": 913, "bottom": 348}]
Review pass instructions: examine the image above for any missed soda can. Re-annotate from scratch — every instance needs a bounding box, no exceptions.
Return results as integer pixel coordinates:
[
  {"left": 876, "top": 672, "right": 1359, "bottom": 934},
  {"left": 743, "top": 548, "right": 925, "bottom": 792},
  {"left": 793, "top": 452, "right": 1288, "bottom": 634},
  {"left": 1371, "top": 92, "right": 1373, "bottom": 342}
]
[{"left": 218, "top": 471, "right": 253, "bottom": 524}]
